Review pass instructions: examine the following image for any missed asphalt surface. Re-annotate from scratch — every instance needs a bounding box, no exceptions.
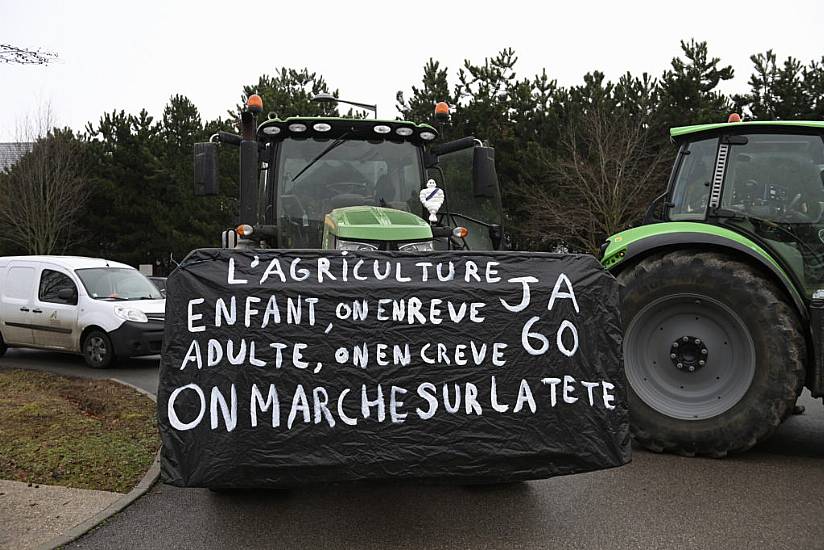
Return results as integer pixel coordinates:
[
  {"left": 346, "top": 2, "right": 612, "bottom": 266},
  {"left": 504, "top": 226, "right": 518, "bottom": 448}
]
[{"left": 2, "top": 348, "right": 824, "bottom": 549}]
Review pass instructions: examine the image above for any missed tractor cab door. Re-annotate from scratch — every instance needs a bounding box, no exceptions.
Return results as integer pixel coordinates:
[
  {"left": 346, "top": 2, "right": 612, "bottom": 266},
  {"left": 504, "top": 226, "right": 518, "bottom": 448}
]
[
  {"left": 429, "top": 142, "right": 504, "bottom": 250},
  {"left": 667, "top": 137, "right": 719, "bottom": 222},
  {"left": 716, "top": 131, "right": 824, "bottom": 296}
]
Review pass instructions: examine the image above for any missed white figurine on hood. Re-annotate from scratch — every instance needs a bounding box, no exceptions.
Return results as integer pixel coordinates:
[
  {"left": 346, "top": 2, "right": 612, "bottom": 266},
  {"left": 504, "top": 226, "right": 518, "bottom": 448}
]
[{"left": 419, "top": 179, "right": 445, "bottom": 222}]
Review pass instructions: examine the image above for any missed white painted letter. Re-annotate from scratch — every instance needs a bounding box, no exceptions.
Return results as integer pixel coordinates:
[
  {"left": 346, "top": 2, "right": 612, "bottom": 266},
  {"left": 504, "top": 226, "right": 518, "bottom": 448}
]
[
  {"left": 168, "top": 383, "right": 205, "bottom": 431},
  {"left": 187, "top": 298, "right": 205, "bottom": 332},
  {"left": 228, "top": 258, "right": 248, "bottom": 284},
  {"left": 500, "top": 276, "right": 538, "bottom": 313},
  {"left": 251, "top": 384, "right": 279, "bottom": 427},
  {"left": 210, "top": 385, "right": 237, "bottom": 432},
  {"left": 548, "top": 273, "right": 580, "bottom": 313},
  {"left": 513, "top": 379, "right": 537, "bottom": 414}
]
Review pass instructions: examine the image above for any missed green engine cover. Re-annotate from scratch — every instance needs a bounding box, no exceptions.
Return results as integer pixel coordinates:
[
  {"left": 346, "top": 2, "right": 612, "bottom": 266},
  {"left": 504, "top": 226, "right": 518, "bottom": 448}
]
[{"left": 322, "top": 206, "right": 433, "bottom": 247}]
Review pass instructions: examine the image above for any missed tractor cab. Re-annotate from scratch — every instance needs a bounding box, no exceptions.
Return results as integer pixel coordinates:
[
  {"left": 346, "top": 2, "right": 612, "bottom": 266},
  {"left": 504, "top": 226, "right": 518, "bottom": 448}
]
[
  {"left": 643, "top": 121, "right": 824, "bottom": 297},
  {"left": 194, "top": 96, "right": 505, "bottom": 253}
]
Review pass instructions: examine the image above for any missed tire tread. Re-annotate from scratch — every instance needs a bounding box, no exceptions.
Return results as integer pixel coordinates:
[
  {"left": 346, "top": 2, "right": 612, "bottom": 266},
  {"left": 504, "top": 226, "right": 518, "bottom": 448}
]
[{"left": 619, "top": 250, "right": 805, "bottom": 456}]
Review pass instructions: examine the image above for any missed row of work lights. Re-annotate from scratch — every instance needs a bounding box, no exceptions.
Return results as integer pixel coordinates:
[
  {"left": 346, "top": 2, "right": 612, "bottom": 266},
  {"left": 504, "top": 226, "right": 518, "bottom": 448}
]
[
  {"left": 260, "top": 121, "right": 437, "bottom": 141},
  {"left": 247, "top": 93, "right": 442, "bottom": 142}
]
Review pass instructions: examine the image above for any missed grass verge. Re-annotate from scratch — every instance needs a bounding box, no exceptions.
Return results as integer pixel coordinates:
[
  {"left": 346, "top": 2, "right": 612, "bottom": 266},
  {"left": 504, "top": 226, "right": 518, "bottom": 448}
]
[{"left": 0, "top": 368, "right": 158, "bottom": 493}]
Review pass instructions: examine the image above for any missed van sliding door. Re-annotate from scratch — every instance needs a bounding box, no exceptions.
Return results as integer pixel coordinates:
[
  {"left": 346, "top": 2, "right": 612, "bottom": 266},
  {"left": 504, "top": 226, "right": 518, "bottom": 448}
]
[{"left": 1, "top": 265, "right": 36, "bottom": 345}]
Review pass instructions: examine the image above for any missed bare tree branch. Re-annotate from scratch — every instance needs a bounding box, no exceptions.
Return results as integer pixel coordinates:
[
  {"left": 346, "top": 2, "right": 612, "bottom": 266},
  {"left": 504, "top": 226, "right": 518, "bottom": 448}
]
[
  {"left": 0, "top": 44, "right": 58, "bottom": 65},
  {"left": 513, "top": 107, "right": 670, "bottom": 254},
  {"left": 0, "top": 105, "right": 89, "bottom": 254}
]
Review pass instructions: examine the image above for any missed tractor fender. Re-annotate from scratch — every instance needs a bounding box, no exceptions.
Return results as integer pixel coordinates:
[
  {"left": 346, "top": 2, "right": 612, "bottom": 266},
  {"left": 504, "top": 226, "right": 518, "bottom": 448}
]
[{"left": 602, "top": 222, "right": 808, "bottom": 320}]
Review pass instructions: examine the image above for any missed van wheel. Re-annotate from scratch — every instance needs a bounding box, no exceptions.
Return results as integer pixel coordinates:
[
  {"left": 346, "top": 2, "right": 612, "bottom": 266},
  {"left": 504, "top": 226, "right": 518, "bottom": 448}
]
[{"left": 83, "top": 330, "right": 115, "bottom": 369}]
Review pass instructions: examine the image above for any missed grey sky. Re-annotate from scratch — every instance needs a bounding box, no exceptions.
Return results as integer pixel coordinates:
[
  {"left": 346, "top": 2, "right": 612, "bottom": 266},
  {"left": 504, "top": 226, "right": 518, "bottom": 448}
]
[{"left": 2, "top": 0, "right": 823, "bottom": 140}]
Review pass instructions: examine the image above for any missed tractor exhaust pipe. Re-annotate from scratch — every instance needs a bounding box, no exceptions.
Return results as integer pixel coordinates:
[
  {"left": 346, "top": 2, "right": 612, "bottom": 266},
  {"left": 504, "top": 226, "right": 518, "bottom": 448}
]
[{"left": 238, "top": 95, "right": 263, "bottom": 226}]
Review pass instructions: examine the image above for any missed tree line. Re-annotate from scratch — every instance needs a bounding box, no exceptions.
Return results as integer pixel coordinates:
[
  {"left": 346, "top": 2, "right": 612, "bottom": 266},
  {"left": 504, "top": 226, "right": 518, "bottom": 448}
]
[{"left": 1, "top": 40, "right": 823, "bottom": 270}]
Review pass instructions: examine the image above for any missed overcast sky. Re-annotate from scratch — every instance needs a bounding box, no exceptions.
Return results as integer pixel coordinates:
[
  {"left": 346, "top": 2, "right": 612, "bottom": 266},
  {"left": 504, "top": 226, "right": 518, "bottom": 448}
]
[{"left": 2, "top": 0, "right": 823, "bottom": 140}]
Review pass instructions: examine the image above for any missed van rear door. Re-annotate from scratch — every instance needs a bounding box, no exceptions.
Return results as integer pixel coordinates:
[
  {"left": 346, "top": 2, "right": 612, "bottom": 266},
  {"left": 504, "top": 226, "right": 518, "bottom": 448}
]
[{"left": 0, "top": 264, "right": 36, "bottom": 346}]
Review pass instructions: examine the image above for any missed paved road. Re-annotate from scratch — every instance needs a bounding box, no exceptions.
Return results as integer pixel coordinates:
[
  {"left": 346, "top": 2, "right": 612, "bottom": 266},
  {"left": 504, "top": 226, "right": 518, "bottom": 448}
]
[
  {"left": 3, "top": 349, "right": 824, "bottom": 549},
  {"left": 1, "top": 348, "right": 159, "bottom": 394}
]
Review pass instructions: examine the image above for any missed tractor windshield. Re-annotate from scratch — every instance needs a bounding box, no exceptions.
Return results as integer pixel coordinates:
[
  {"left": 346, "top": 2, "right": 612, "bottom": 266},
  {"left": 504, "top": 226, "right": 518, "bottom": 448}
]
[
  {"left": 276, "top": 138, "right": 423, "bottom": 248},
  {"left": 719, "top": 133, "right": 824, "bottom": 295}
]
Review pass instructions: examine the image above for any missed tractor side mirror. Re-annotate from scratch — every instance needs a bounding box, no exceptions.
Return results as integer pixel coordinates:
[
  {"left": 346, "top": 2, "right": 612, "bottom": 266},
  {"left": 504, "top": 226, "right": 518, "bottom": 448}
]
[
  {"left": 472, "top": 146, "right": 498, "bottom": 199},
  {"left": 193, "top": 142, "right": 218, "bottom": 196}
]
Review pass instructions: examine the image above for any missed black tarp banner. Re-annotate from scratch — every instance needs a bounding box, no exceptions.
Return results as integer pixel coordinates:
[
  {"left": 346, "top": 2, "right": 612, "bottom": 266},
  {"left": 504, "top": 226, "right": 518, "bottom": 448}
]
[{"left": 158, "top": 249, "right": 629, "bottom": 487}]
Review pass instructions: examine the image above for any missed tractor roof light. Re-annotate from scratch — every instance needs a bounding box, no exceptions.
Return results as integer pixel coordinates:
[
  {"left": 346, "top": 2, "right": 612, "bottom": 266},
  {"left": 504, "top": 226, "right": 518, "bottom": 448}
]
[
  {"left": 434, "top": 101, "right": 450, "bottom": 123},
  {"left": 246, "top": 94, "right": 263, "bottom": 114},
  {"left": 728, "top": 113, "right": 742, "bottom": 123},
  {"left": 396, "top": 127, "right": 414, "bottom": 137},
  {"left": 420, "top": 131, "right": 436, "bottom": 141},
  {"left": 374, "top": 124, "right": 392, "bottom": 134},
  {"left": 313, "top": 122, "right": 332, "bottom": 132},
  {"left": 262, "top": 125, "right": 281, "bottom": 135},
  {"left": 288, "top": 123, "right": 307, "bottom": 133}
]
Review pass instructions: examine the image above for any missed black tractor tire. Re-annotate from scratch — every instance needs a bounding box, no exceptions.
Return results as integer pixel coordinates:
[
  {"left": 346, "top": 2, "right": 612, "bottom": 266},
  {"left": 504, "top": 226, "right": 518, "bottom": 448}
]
[
  {"left": 0, "top": 332, "right": 7, "bottom": 357},
  {"left": 82, "top": 329, "right": 116, "bottom": 369},
  {"left": 618, "top": 250, "right": 805, "bottom": 456}
]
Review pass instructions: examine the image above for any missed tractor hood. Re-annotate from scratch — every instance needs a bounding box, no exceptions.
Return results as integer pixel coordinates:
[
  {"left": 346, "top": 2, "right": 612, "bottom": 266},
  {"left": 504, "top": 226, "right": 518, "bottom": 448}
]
[{"left": 324, "top": 206, "right": 433, "bottom": 242}]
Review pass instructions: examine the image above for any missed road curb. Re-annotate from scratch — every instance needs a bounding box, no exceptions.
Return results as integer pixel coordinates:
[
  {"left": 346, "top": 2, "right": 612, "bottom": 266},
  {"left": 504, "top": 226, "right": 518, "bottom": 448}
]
[{"left": 34, "top": 377, "right": 160, "bottom": 550}]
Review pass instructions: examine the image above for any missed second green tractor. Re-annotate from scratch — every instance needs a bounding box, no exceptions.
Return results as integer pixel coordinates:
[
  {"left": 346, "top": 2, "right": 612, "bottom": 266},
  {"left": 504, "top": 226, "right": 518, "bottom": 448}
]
[{"left": 603, "top": 119, "right": 824, "bottom": 456}]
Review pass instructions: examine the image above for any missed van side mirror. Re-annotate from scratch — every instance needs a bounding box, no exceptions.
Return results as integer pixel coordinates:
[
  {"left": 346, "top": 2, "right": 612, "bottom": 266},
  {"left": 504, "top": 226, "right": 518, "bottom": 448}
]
[
  {"left": 193, "top": 142, "right": 219, "bottom": 196},
  {"left": 472, "top": 146, "right": 499, "bottom": 198},
  {"left": 57, "top": 287, "right": 77, "bottom": 304}
]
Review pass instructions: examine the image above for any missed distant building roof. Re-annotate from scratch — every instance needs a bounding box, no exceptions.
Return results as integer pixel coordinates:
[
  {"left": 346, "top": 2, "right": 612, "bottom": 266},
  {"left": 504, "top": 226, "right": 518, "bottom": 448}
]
[{"left": 0, "top": 142, "right": 33, "bottom": 173}]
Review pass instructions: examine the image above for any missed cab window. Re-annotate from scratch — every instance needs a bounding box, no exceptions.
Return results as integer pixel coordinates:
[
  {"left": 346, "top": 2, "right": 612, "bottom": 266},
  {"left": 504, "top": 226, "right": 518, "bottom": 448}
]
[
  {"left": 39, "top": 269, "right": 78, "bottom": 305},
  {"left": 668, "top": 138, "right": 718, "bottom": 221},
  {"left": 721, "top": 133, "right": 824, "bottom": 219}
]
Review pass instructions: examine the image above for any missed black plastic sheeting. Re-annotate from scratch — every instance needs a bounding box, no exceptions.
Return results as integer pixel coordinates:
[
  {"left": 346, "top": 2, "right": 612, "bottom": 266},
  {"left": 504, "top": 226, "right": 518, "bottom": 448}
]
[{"left": 158, "top": 249, "right": 629, "bottom": 488}]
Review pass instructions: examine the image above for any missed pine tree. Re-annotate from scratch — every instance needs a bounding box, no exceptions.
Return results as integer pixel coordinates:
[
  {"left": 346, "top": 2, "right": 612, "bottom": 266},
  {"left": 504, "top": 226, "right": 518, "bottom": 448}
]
[
  {"left": 240, "top": 68, "right": 340, "bottom": 120},
  {"left": 658, "top": 39, "right": 734, "bottom": 127},
  {"left": 737, "top": 52, "right": 824, "bottom": 119},
  {"left": 396, "top": 59, "right": 454, "bottom": 126}
]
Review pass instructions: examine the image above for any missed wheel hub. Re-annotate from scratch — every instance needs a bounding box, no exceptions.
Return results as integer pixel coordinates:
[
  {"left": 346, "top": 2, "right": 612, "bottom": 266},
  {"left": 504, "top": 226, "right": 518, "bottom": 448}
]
[
  {"left": 624, "top": 292, "right": 756, "bottom": 420},
  {"left": 670, "top": 335, "right": 708, "bottom": 372},
  {"left": 87, "top": 337, "right": 106, "bottom": 364}
]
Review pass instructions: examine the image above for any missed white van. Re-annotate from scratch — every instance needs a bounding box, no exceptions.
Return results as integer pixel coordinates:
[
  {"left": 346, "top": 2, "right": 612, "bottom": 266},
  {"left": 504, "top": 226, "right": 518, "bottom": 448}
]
[{"left": 0, "top": 256, "right": 165, "bottom": 368}]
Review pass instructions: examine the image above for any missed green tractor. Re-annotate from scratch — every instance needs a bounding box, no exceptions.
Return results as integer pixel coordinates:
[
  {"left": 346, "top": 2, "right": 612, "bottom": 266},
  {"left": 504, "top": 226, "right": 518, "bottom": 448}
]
[
  {"left": 602, "top": 117, "right": 824, "bottom": 456},
  {"left": 193, "top": 96, "right": 505, "bottom": 253}
]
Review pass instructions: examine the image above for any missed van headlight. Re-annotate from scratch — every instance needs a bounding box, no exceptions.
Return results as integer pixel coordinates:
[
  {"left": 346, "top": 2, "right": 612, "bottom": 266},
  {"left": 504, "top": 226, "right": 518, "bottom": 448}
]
[
  {"left": 399, "top": 241, "right": 434, "bottom": 252},
  {"left": 336, "top": 240, "right": 379, "bottom": 251},
  {"left": 114, "top": 306, "right": 148, "bottom": 323}
]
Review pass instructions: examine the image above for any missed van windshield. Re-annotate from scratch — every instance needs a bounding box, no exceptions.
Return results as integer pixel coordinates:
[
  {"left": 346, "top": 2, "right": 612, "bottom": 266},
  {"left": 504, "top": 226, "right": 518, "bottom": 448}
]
[{"left": 75, "top": 268, "right": 162, "bottom": 300}]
